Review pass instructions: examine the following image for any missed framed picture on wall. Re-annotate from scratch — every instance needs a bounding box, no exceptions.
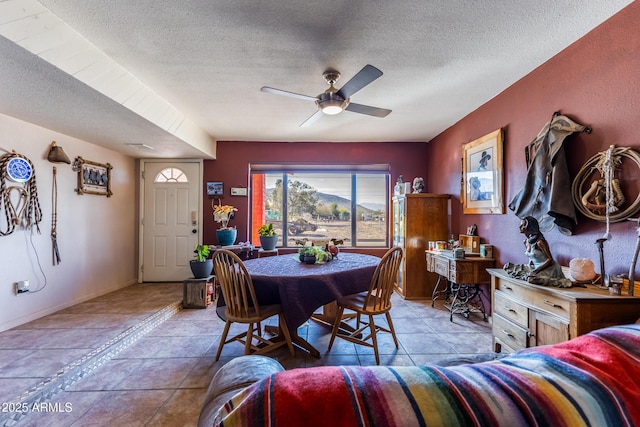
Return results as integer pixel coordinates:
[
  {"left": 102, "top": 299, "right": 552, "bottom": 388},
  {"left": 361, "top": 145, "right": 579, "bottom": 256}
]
[
  {"left": 206, "top": 181, "right": 224, "bottom": 196},
  {"left": 75, "top": 157, "right": 113, "bottom": 197},
  {"left": 462, "top": 128, "right": 504, "bottom": 214}
]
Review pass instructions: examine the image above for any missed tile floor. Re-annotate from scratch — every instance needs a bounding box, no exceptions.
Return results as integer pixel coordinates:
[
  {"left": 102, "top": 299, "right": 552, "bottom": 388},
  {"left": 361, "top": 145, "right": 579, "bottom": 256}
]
[{"left": 0, "top": 282, "right": 494, "bottom": 427}]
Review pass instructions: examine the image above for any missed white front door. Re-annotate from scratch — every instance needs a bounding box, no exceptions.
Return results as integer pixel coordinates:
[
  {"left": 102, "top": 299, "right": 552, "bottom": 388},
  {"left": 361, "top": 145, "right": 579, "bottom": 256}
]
[{"left": 141, "top": 160, "right": 202, "bottom": 282}]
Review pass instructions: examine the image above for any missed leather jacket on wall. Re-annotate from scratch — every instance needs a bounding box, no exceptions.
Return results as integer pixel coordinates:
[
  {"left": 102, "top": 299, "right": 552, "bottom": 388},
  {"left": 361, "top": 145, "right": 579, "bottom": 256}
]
[{"left": 508, "top": 114, "right": 589, "bottom": 235}]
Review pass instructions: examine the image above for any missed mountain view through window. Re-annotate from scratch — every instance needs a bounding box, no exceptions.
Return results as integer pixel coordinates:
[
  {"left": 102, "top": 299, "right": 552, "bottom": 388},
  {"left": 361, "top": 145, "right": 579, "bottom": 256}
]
[{"left": 251, "top": 172, "right": 389, "bottom": 248}]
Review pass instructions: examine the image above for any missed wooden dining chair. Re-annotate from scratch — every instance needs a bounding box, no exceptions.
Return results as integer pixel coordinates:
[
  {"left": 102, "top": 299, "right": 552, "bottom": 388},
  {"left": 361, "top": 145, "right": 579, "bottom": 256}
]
[
  {"left": 212, "top": 249, "right": 294, "bottom": 361},
  {"left": 327, "top": 246, "right": 404, "bottom": 365}
]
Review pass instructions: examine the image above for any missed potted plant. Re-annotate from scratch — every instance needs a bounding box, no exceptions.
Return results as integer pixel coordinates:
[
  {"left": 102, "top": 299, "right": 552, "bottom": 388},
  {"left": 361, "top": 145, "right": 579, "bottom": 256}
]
[
  {"left": 213, "top": 202, "right": 238, "bottom": 246},
  {"left": 298, "top": 245, "right": 317, "bottom": 264},
  {"left": 297, "top": 245, "right": 331, "bottom": 264},
  {"left": 190, "top": 244, "right": 213, "bottom": 279},
  {"left": 257, "top": 223, "right": 278, "bottom": 251}
]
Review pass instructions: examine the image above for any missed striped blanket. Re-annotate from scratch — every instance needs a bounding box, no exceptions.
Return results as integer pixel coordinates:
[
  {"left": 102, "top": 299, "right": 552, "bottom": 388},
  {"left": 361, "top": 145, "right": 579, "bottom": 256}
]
[{"left": 214, "top": 324, "right": 640, "bottom": 427}]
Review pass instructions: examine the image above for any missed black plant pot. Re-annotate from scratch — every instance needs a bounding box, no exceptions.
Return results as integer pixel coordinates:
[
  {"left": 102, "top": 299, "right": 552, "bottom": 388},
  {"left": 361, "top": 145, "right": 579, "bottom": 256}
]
[
  {"left": 190, "top": 259, "right": 213, "bottom": 279},
  {"left": 303, "top": 255, "right": 316, "bottom": 265}
]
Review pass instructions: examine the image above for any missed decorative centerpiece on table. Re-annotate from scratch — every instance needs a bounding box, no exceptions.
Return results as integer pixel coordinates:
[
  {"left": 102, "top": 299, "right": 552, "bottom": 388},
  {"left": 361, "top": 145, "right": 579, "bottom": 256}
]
[
  {"left": 298, "top": 245, "right": 331, "bottom": 264},
  {"left": 213, "top": 202, "right": 238, "bottom": 246},
  {"left": 296, "top": 238, "right": 346, "bottom": 264}
]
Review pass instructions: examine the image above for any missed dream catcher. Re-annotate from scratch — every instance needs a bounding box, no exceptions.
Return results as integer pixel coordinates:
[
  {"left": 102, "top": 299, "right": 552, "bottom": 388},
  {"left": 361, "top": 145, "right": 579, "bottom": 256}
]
[{"left": 0, "top": 151, "right": 42, "bottom": 236}]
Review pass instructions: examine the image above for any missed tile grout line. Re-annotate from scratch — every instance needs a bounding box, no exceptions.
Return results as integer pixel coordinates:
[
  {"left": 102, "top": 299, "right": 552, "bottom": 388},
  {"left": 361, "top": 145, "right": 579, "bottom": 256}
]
[{"left": 1, "top": 300, "right": 184, "bottom": 427}]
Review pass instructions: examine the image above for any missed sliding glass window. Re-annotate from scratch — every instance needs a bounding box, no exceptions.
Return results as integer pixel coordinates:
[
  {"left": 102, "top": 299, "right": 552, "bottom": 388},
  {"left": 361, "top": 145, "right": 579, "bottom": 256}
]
[{"left": 250, "top": 166, "right": 389, "bottom": 248}]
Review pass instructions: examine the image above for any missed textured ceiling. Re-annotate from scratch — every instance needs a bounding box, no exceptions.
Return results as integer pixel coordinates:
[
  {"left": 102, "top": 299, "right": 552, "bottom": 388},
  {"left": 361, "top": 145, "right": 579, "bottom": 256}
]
[{"left": 0, "top": 0, "right": 633, "bottom": 158}]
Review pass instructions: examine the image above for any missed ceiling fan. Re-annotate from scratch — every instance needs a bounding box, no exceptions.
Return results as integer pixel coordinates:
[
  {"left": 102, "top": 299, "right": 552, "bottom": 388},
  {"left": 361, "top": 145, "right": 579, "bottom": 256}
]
[{"left": 260, "top": 64, "right": 392, "bottom": 127}]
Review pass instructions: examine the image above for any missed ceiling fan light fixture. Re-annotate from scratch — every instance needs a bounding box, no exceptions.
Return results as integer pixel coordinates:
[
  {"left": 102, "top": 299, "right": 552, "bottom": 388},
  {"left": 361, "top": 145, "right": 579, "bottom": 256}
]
[
  {"left": 320, "top": 100, "right": 345, "bottom": 115},
  {"left": 316, "top": 92, "right": 349, "bottom": 115}
]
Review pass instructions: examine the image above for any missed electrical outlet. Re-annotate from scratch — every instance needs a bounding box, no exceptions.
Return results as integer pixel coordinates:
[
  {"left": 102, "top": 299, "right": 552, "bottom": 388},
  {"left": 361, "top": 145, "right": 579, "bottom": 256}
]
[{"left": 15, "top": 280, "right": 29, "bottom": 294}]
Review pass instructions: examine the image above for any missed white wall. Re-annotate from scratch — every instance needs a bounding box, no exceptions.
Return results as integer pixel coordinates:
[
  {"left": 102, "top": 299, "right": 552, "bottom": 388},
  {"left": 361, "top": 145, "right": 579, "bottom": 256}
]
[{"left": 0, "top": 114, "right": 138, "bottom": 332}]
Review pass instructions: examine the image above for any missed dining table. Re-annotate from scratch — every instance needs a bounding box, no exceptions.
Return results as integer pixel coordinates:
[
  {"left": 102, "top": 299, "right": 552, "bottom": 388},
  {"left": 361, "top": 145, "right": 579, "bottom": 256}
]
[{"left": 239, "top": 252, "right": 380, "bottom": 357}]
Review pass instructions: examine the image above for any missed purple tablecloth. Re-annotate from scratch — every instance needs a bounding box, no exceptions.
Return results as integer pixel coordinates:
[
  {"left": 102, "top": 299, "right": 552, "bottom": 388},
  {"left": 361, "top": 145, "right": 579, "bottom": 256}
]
[{"left": 243, "top": 253, "right": 380, "bottom": 331}]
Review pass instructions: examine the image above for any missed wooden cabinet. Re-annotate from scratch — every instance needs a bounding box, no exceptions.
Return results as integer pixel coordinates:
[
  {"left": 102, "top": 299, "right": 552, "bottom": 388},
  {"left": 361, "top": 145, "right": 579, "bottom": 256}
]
[
  {"left": 392, "top": 194, "right": 449, "bottom": 299},
  {"left": 488, "top": 268, "right": 640, "bottom": 353}
]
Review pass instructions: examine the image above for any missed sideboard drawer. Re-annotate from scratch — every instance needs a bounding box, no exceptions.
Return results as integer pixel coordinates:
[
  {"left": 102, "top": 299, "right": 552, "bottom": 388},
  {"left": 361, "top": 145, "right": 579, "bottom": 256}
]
[
  {"left": 494, "top": 278, "right": 529, "bottom": 299},
  {"left": 493, "top": 313, "right": 528, "bottom": 350},
  {"left": 494, "top": 291, "right": 528, "bottom": 327},
  {"left": 530, "top": 293, "right": 571, "bottom": 321},
  {"left": 495, "top": 279, "right": 569, "bottom": 321}
]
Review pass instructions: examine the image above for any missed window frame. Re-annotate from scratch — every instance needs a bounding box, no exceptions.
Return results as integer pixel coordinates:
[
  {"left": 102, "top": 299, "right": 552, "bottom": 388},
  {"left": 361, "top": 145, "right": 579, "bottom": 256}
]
[{"left": 249, "top": 164, "right": 391, "bottom": 249}]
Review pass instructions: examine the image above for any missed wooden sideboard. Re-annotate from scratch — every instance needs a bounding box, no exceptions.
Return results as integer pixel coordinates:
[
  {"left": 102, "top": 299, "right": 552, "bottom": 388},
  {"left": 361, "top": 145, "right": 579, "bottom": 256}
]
[{"left": 488, "top": 268, "right": 640, "bottom": 353}]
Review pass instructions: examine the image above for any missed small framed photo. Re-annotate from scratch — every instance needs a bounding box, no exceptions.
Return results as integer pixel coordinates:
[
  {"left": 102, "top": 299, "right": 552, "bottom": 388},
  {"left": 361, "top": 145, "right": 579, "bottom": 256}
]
[
  {"left": 207, "top": 181, "right": 224, "bottom": 196},
  {"left": 462, "top": 129, "right": 504, "bottom": 214}
]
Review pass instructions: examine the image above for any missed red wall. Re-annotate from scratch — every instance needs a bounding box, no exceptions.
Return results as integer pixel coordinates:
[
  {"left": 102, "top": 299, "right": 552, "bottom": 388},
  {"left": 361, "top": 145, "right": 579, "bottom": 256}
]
[
  {"left": 204, "top": 141, "right": 428, "bottom": 255},
  {"left": 426, "top": 1, "right": 640, "bottom": 277}
]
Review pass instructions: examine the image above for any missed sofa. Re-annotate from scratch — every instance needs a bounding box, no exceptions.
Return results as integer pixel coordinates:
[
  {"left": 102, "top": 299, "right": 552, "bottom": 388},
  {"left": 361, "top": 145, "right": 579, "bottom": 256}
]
[{"left": 199, "top": 324, "right": 640, "bottom": 427}]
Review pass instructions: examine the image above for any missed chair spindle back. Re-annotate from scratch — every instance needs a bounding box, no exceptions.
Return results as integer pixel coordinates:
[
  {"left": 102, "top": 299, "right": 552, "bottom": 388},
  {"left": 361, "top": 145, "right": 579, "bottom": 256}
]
[
  {"left": 212, "top": 249, "right": 261, "bottom": 319},
  {"left": 364, "top": 247, "right": 403, "bottom": 311}
]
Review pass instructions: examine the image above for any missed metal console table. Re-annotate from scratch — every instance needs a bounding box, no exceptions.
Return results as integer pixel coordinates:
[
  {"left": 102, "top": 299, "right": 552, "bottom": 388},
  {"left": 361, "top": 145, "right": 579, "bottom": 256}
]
[{"left": 426, "top": 250, "right": 494, "bottom": 321}]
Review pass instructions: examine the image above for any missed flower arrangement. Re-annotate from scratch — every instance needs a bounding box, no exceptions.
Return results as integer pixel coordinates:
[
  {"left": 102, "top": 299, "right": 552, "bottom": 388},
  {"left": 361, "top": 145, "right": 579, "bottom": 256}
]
[{"left": 213, "top": 202, "right": 237, "bottom": 229}]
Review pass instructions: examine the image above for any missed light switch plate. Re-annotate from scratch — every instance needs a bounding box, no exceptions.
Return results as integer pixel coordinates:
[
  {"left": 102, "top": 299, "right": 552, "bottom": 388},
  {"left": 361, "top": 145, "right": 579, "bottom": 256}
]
[{"left": 230, "top": 187, "right": 248, "bottom": 196}]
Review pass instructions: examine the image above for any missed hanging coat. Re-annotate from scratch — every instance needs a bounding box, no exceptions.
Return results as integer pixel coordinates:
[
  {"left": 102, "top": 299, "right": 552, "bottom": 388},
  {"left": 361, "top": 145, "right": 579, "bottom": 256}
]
[{"left": 508, "top": 114, "right": 589, "bottom": 235}]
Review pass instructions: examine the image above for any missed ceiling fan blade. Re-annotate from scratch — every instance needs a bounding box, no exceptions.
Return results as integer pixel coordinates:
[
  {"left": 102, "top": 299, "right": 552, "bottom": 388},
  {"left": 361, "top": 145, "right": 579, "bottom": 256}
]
[
  {"left": 260, "top": 86, "right": 318, "bottom": 102},
  {"left": 299, "top": 110, "right": 324, "bottom": 127},
  {"left": 345, "top": 102, "right": 391, "bottom": 118},
  {"left": 336, "top": 65, "right": 383, "bottom": 99}
]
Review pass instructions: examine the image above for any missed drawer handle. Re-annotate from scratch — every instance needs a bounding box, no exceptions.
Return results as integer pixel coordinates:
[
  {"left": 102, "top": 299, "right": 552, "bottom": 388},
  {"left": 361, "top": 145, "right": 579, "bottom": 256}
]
[
  {"left": 543, "top": 299, "right": 563, "bottom": 309},
  {"left": 505, "top": 286, "right": 513, "bottom": 291},
  {"left": 501, "top": 330, "right": 515, "bottom": 339},
  {"left": 506, "top": 307, "right": 517, "bottom": 314}
]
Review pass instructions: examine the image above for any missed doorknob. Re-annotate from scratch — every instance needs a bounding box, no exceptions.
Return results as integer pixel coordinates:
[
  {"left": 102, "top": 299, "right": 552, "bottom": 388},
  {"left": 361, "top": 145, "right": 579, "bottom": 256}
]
[{"left": 192, "top": 229, "right": 197, "bottom": 234}]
